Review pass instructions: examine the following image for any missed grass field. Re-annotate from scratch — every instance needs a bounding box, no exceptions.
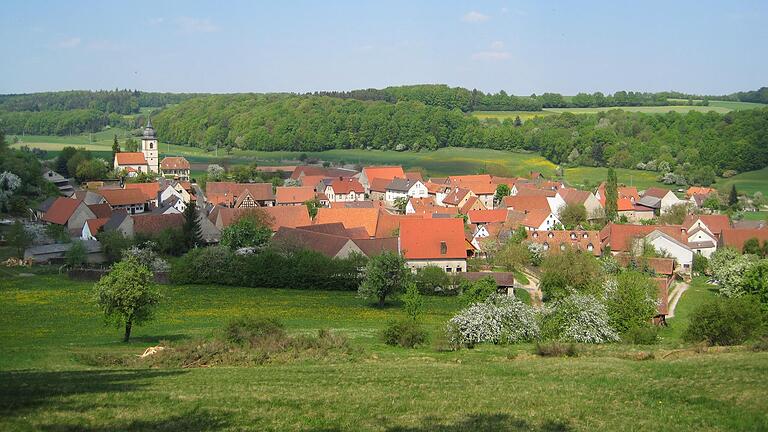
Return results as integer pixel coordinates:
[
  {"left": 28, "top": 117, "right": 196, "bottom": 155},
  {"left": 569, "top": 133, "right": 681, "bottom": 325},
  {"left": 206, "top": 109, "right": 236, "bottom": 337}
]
[
  {"left": 1, "top": 269, "right": 767, "bottom": 430},
  {"left": 718, "top": 167, "right": 768, "bottom": 197},
  {"left": 472, "top": 110, "right": 554, "bottom": 122}
]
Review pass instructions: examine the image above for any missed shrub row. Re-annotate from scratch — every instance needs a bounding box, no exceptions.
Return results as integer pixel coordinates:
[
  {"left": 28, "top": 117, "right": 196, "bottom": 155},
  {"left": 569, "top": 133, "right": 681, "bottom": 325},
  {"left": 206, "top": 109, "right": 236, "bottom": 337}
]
[{"left": 170, "top": 246, "right": 366, "bottom": 291}]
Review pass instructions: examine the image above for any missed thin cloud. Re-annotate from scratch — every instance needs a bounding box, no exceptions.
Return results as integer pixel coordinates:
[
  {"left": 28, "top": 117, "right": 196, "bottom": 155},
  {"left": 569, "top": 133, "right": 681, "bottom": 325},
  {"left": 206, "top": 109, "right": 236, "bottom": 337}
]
[
  {"left": 472, "top": 41, "right": 510, "bottom": 61},
  {"left": 149, "top": 17, "right": 165, "bottom": 25},
  {"left": 57, "top": 37, "right": 81, "bottom": 48},
  {"left": 176, "top": 16, "right": 218, "bottom": 33},
  {"left": 462, "top": 11, "right": 489, "bottom": 23}
]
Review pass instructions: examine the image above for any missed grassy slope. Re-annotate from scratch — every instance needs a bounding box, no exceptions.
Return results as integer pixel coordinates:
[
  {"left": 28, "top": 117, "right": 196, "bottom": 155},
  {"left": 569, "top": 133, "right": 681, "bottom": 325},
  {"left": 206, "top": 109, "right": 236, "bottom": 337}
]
[
  {"left": 659, "top": 277, "right": 718, "bottom": 342},
  {"left": 718, "top": 167, "right": 768, "bottom": 197},
  {"left": 1, "top": 271, "right": 767, "bottom": 430}
]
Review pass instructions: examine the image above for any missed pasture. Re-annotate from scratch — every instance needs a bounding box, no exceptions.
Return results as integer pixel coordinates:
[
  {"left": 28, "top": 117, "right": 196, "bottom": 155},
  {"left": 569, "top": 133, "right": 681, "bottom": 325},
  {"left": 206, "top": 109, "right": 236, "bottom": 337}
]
[
  {"left": 1, "top": 270, "right": 767, "bottom": 431},
  {"left": 718, "top": 167, "right": 768, "bottom": 197}
]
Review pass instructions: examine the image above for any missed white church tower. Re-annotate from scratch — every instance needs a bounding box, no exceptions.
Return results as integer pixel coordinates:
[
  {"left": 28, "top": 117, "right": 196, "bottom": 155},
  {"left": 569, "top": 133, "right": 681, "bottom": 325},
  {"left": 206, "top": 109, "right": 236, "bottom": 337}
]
[{"left": 141, "top": 118, "right": 159, "bottom": 173}]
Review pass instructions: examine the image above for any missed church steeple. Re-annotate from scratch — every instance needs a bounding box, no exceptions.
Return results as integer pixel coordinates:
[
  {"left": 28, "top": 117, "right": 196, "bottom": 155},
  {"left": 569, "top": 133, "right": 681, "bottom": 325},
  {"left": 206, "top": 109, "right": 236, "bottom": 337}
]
[
  {"left": 143, "top": 116, "right": 156, "bottom": 139},
  {"left": 141, "top": 116, "right": 159, "bottom": 173}
]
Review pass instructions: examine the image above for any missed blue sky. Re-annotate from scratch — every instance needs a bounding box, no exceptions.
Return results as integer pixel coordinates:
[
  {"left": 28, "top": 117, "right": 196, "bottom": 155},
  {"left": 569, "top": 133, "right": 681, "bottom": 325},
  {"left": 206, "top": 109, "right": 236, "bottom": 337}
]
[{"left": 1, "top": 0, "right": 766, "bottom": 95}]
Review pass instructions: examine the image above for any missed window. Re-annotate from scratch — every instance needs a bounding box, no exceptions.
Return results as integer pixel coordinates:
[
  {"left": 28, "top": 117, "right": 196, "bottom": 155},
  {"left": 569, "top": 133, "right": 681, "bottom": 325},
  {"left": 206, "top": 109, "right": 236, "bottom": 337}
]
[
  {"left": 440, "top": 241, "right": 447, "bottom": 255},
  {"left": 456, "top": 267, "right": 462, "bottom": 272},
  {"left": 150, "top": 143, "right": 153, "bottom": 149},
  {"left": 587, "top": 244, "right": 594, "bottom": 252},
  {"left": 543, "top": 242, "right": 549, "bottom": 250},
  {"left": 532, "top": 232, "right": 538, "bottom": 238},
  {"left": 548, "top": 232, "right": 554, "bottom": 238},
  {"left": 570, "top": 232, "right": 577, "bottom": 239},
  {"left": 445, "top": 267, "right": 452, "bottom": 272},
  {"left": 583, "top": 233, "right": 588, "bottom": 239},
  {"left": 560, "top": 243, "right": 566, "bottom": 251}
]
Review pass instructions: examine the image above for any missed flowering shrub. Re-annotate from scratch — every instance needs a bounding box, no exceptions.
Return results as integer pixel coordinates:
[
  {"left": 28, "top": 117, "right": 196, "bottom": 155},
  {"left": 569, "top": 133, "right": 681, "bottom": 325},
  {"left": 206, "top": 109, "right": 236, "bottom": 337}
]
[
  {"left": 122, "top": 242, "right": 170, "bottom": 273},
  {"left": 710, "top": 247, "right": 757, "bottom": 297},
  {"left": 447, "top": 294, "right": 539, "bottom": 348},
  {"left": 541, "top": 293, "right": 619, "bottom": 344},
  {"left": 527, "top": 242, "right": 545, "bottom": 266}
]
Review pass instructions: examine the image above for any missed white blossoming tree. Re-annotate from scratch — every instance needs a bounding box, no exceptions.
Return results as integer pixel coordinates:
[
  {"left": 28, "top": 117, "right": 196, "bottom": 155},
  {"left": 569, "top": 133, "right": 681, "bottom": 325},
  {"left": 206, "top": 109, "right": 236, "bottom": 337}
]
[
  {"left": 447, "top": 294, "right": 540, "bottom": 348},
  {"left": 541, "top": 293, "right": 619, "bottom": 344}
]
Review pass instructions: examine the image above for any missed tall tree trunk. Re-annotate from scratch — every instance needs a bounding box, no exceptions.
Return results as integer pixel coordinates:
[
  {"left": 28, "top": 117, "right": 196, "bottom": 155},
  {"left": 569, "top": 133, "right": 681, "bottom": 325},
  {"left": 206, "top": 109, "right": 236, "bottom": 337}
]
[
  {"left": 378, "top": 295, "right": 385, "bottom": 308},
  {"left": 123, "top": 320, "right": 132, "bottom": 343}
]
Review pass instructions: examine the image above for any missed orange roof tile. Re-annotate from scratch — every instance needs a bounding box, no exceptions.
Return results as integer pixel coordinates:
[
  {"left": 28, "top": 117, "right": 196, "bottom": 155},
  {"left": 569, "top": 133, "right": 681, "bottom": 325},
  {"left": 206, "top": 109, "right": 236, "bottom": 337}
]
[
  {"left": 600, "top": 223, "right": 686, "bottom": 252},
  {"left": 43, "top": 197, "right": 82, "bottom": 225},
  {"left": 528, "top": 230, "right": 601, "bottom": 256},
  {"left": 98, "top": 188, "right": 147, "bottom": 206},
  {"left": 363, "top": 166, "right": 405, "bottom": 182},
  {"left": 467, "top": 209, "right": 508, "bottom": 224},
  {"left": 160, "top": 157, "right": 190, "bottom": 170},
  {"left": 501, "top": 195, "right": 550, "bottom": 212},
  {"left": 399, "top": 218, "right": 467, "bottom": 260},
  {"left": 720, "top": 228, "right": 768, "bottom": 251},
  {"left": 682, "top": 214, "right": 731, "bottom": 235},
  {"left": 328, "top": 178, "right": 365, "bottom": 194},
  {"left": 314, "top": 208, "right": 380, "bottom": 237},
  {"left": 275, "top": 186, "right": 317, "bottom": 204},
  {"left": 115, "top": 152, "right": 147, "bottom": 165},
  {"left": 133, "top": 213, "right": 184, "bottom": 235},
  {"left": 85, "top": 218, "right": 109, "bottom": 234},
  {"left": 124, "top": 183, "right": 160, "bottom": 202}
]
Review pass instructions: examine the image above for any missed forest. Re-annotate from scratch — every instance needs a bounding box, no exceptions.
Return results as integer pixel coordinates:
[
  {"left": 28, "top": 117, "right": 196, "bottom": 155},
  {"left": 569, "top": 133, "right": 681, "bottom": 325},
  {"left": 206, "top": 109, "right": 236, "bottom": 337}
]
[
  {"left": 149, "top": 93, "right": 768, "bottom": 178},
  {"left": 0, "top": 90, "right": 202, "bottom": 115}
]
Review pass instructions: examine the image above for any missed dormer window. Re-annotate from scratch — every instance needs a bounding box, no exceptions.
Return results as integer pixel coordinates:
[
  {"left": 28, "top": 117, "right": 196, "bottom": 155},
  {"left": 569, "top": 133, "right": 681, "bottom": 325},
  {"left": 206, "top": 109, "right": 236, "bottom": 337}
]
[
  {"left": 570, "top": 232, "right": 577, "bottom": 239},
  {"left": 532, "top": 232, "right": 538, "bottom": 238},
  {"left": 543, "top": 242, "right": 549, "bottom": 250},
  {"left": 587, "top": 243, "right": 594, "bottom": 251},
  {"left": 583, "top": 233, "right": 588, "bottom": 239},
  {"left": 440, "top": 241, "right": 447, "bottom": 255},
  {"left": 548, "top": 232, "right": 554, "bottom": 238},
  {"left": 560, "top": 243, "right": 566, "bottom": 251}
]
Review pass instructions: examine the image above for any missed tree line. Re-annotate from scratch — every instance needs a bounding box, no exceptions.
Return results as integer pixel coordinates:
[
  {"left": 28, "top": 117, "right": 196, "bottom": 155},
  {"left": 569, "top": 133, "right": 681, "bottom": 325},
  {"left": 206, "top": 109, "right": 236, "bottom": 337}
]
[{"left": 0, "top": 90, "right": 203, "bottom": 115}]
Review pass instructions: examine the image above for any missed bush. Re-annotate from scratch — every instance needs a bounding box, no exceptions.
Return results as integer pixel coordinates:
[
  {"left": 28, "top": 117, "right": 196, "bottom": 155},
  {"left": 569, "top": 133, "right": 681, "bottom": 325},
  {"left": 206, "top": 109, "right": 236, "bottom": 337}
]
[
  {"left": 623, "top": 325, "right": 659, "bottom": 345},
  {"left": 414, "top": 266, "right": 453, "bottom": 295},
  {"left": 458, "top": 276, "right": 498, "bottom": 307},
  {"left": 535, "top": 342, "right": 578, "bottom": 357},
  {"left": 683, "top": 296, "right": 763, "bottom": 345},
  {"left": 171, "top": 246, "right": 237, "bottom": 284},
  {"left": 604, "top": 271, "right": 658, "bottom": 334},
  {"left": 382, "top": 320, "right": 428, "bottom": 348},
  {"left": 65, "top": 240, "right": 87, "bottom": 267},
  {"left": 225, "top": 317, "right": 285, "bottom": 346},
  {"left": 692, "top": 253, "right": 708, "bottom": 274},
  {"left": 750, "top": 336, "right": 768, "bottom": 352},
  {"left": 541, "top": 293, "right": 619, "bottom": 344},
  {"left": 447, "top": 294, "right": 540, "bottom": 348},
  {"left": 122, "top": 242, "right": 169, "bottom": 273}
]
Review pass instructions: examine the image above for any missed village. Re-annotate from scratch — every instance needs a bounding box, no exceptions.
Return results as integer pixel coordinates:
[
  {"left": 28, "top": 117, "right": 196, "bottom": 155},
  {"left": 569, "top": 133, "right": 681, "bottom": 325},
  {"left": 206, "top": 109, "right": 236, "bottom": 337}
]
[{"left": 14, "top": 119, "right": 765, "bottom": 329}]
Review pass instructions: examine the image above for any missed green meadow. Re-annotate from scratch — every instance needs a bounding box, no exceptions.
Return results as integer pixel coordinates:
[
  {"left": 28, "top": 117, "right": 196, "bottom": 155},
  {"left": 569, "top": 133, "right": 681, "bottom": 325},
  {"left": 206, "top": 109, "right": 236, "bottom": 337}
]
[
  {"left": 1, "top": 269, "right": 767, "bottom": 431},
  {"left": 718, "top": 167, "right": 768, "bottom": 197}
]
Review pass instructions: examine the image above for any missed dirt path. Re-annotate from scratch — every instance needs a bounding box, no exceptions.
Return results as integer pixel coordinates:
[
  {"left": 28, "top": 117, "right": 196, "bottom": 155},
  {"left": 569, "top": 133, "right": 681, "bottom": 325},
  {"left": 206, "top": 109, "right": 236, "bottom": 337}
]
[
  {"left": 666, "top": 281, "right": 690, "bottom": 319},
  {"left": 519, "top": 269, "right": 543, "bottom": 308}
]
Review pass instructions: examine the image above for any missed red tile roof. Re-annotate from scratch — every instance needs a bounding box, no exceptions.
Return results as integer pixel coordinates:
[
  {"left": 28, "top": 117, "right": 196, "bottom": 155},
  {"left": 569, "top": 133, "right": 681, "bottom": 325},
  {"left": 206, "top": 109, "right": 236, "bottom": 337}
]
[
  {"left": 686, "top": 186, "right": 716, "bottom": 198},
  {"left": 527, "top": 230, "right": 601, "bottom": 256},
  {"left": 85, "top": 218, "right": 109, "bottom": 235},
  {"left": 720, "top": 228, "right": 768, "bottom": 250},
  {"left": 599, "top": 223, "right": 686, "bottom": 252},
  {"left": 363, "top": 166, "right": 405, "bottom": 182},
  {"left": 124, "top": 183, "right": 160, "bottom": 202},
  {"left": 206, "top": 182, "right": 275, "bottom": 202},
  {"left": 86, "top": 203, "right": 113, "bottom": 219},
  {"left": 43, "top": 197, "right": 82, "bottom": 225},
  {"left": 160, "top": 157, "right": 190, "bottom": 170},
  {"left": 275, "top": 187, "right": 317, "bottom": 205},
  {"left": 133, "top": 213, "right": 184, "bottom": 235},
  {"left": 682, "top": 214, "right": 731, "bottom": 235},
  {"left": 501, "top": 195, "right": 550, "bottom": 212},
  {"left": 115, "top": 152, "right": 147, "bottom": 165},
  {"left": 644, "top": 187, "right": 673, "bottom": 199},
  {"left": 460, "top": 196, "right": 486, "bottom": 214},
  {"left": 214, "top": 206, "right": 310, "bottom": 231},
  {"left": 405, "top": 171, "right": 423, "bottom": 182},
  {"left": 99, "top": 188, "right": 147, "bottom": 206},
  {"left": 329, "top": 178, "right": 365, "bottom": 194},
  {"left": 467, "top": 209, "right": 508, "bottom": 224},
  {"left": 368, "top": 177, "right": 391, "bottom": 193},
  {"left": 399, "top": 218, "right": 467, "bottom": 260},
  {"left": 443, "top": 188, "right": 472, "bottom": 206}
]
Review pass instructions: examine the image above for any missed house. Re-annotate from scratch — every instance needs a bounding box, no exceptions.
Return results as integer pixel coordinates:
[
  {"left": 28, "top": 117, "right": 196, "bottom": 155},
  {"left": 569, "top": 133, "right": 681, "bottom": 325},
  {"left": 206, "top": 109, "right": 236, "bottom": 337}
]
[
  {"left": 448, "top": 175, "right": 496, "bottom": 208},
  {"left": 682, "top": 214, "right": 731, "bottom": 257},
  {"left": 124, "top": 183, "right": 161, "bottom": 207},
  {"left": 442, "top": 188, "right": 475, "bottom": 208},
  {"left": 324, "top": 178, "right": 365, "bottom": 202},
  {"left": 314, "top": 208, "right": 413, "bottom": 238},
  {"left": 132, "top": 213, "right": 184, "bottom": 236},
  {"left": 290, "top": 165, "right": 357, "bottom": 182},
  {"left": 643, "top": 187, "right": 683, "bottom": 214},
  {"left": 72, "top": 190, "right": 105, "bottom": 205},
  {"left": 600, "top": 223, "right": 687, "bottom": 255},
  {"left": 460, "top": 196, "right": 487, "bottom": 213},
  {"left": 272, "top": 225, "right": 397, "bottom": 258},
  {"left": 103, "top": 211, "right": 134, "bottom": 237},
  {"left": 160, "top": 157, "right": 191, "bottom": 180},
  {"left": 405, "top": 197, "right": 459, "bottom": 218},
  {"left": 459, "top": 272, "right": 516, "bottom": 296},
  {"left": 521, "top": 209, "right": 560, "bottom": 231},
  {"left": 466, "top": 209, "right": 508, "bottom": 226},
  {"left": 114, "top": 152, "right": 149, "bottom": 177},
  {"left": 359, "top": 166, "right": 406, "bottom": 192},
  {"left": 41, "top": 169, "right": 75, "bottom": 196},
  {"left": 209, "top": 205, "right": 311, "bottom": 231},
  {"left": 527, "top": 230, "right": 601, "bottom": 256},
  {"left": 35, "top": 196, "right": 57, "bottom": 220},
  {"left": 644, "top": 229, "right": 693, "bottom": 271},
  {"left": 384, "top": 178, "right": 428, "bottom": 203},
  {"left": 276, "top": 186, "right": 319, "bottom": 206},
  {"left": 719, "top": 228, "right": 768, "bottom": 252},
  {"left": 206, "top": 182, "right": 276, "bottom": 208},
  {"left": 399, "top": 218, "right": 468, "bottom": 273},
  {"left": 425, "top": 180, "right": 451, "bottom": 206},
  {"left": 368, "top": 178, "right": 390, "bottom": 201},
  {"left": 81, "top": 218, "right": 109, "bottom": 240},
  {"left": 98, "top": 188, "right": 147, "bottom": 214},
  {"left": 42, "top": 197, "right": 97, "bottom": 234},
  {"left": 686, "top": 186, "right": 716, "bottom": 198},
  {"left": 557, "top": 188, "right": 604, "bottom": 220}
]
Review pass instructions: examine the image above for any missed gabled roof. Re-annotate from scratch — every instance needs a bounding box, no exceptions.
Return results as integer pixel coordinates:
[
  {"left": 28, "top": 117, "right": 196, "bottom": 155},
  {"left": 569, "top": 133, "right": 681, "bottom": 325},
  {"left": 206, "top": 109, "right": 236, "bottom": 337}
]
[
  {"left": 353, "top": 237, "right": 399, "bottom": 257},
  {"left": 115, "top": 152, "right": 148, "bottom": 165},
  {"left": 85, "top": 218, "right": 109, "bottom": 235},
  {"left": 408, "top": 197, "right": 459, "bottom": 218},
  {"left": 272, "top": 227, "right": 360, "bottom": 258},
  {"left": 362, "top": 166, "right": 405, "bottom": 182},
  {"left": 295, "top": 222, "right": 367, "bottom": 239},
  {"left": 600, "top": 223, "right": 686, "bottom": 252},
  {"left": 682, "top": 214, "right": 731, "bottom": 235},
  {"left": 686, "top": 186, "right": 716, "bottom": 198},
  {"left": 501, "top": 195, "right": 550, "bottom": 212},
  {"left": 442, "top": 188, "right": 472, "bottom": 206},
  {"left": 522, "top": 209, "right": 554, "bottom": 228},
  {"left": 99, "top": 188, "right": 147, "bottom": 206},
  {"left": 73, "top": 190, "right": 105, "bottom": 205},
  {"left": 103, "top": 210, "right": 130, "bottom": 231},
  {"left": 290, "top": 165, "right": 357, "bottom": 180},
  {"left": 328, "top": 178, "right": 365, "bottom": 194},
  {"left": 205, "top": 182, "right": 275, "bottom": 201},
  {"left": 133, "top": 213, "right": 184, "bottom": 235},
  {"left": 368, "top": 177, "right": 391, "bottom": 193},
  {"left": 645, "top": 229, "right": 691, "bottom": 251},
  {"left": 515, "top": 187, "right": 557, "bottom": 198},
  {"left": 87, "top": 203, "right": 113, "bottom": 219},
  {"left": 720, "top": 228, "right": 768, "bottom": 250},
  {"left": 399, "top": 218, "right": 467, "bottom": 260},
  {"left": 425, "top": 181, "right": 450, "bottom": 194},
  {"left": 644, "top": 187, "right": 673, "bottom": 199},
  {"left": 299, "top": 175, "right": 327, "bottom": 189},
  {"left": 124, "top": 183, "right": 160, "bottom": 202},
  {"left": 275, "top": 186, "right": 317, "bottom": 204},
  {"left": 405, "top": 171, "right": 423, "bottom": 182},
  {"left": 314, "top": 208, "right": 414, "bottom": 238},
  {"left": 467, "top": 209, "right": 508, "bottom": 224},
  {"left": 448, "top": 175, "right": 496, "bottom": 195},
  {"left": 557, "top": 188, "right": 593, "bottom": 206},
  {"left": 386, "top": 178, "right": 421, "bottom": 193},
  {"left": 43, "top": 197, "right": 83, "bottom": 225},
  {"left": 37, "top": 196, "right": 57, "bottom": 213},
  {"left": 212, "top": 207, "right": 308, "bottom": 231},
  {"left": 637, "top": 195, "right": 661, "bottom": 209},
  {"left": 459, "top": 196, "right": 486, "bottom": 214},
  {"left": 160, "top": 157, "right": 190, "bottom": 170}
]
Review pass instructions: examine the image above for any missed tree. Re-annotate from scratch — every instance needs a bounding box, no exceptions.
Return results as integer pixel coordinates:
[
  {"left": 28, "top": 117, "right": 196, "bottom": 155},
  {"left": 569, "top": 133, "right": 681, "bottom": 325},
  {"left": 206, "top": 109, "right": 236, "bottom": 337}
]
[
  {"left": 124, "top": 137, "right": 139, "bottom": 152},
  {"left": 304, "top": 198, "right": 320, "bottom": 219},
  {"left": 182, "top": 203, "right": 203, "bottom": 250},
  {"left": 220, "top": 210, "right": 273, "bottom": 250},
  {"left": 74, "top": 158, "right": 108, "bottom": 182},
  {"left": 111, "top": 134, "right": 120, "bottom": 167},
  {"left": 743, "top": 238, "right": 762, "bottom": 256},
  {"left": 0, "top": 171, "right": 21, "bottom": 213},
  {"left": 65, "top": 241, "right": 87, "bottom": 267},
  {"left": 728, "top": 184, "right": 738, "bottom": 208},
  {"left": 358, "top": 251, "right": 410, "bottom": 307},
  {"left": 7, "top": 221, "right": 32, "bottom": 258},
  {"left": 402, "top": 282, "right": 425, "bottom": 321},
  {"left": 494, "top": 184, "right": 510, "bottom": 207},
  {"left": 207, "top": 164, "right": 225, "bottom": 182},
  {"left": 97, "top": 230, "right": 133, "bottom": 263},
  {"left": 459, "top": 276, "right": 498, "bottom": 307},
  {"left": 683, "top": 296, "right": 763, "bottom": 345},
  {"left": 539, "top": 249, "right": 603, "bottom": 301},
  {"left": 393, "top": 196, "right": 409, "bottom": 214},
  {"left": 414, "top": 266, "right": 452, "bottom": 295},
  {"left": 605, "top": 168, "right": 618, "bottom": 222},
  {"left": 558, "top": 203, "right": 588, "bottom": 229},
  {"left": 658, "top": 203, "right": 689, "bottom": 225},
  {"left": 93, "top": 257, "right": 161, "bottom": 342},
  {"left": 494, "top": 241, "right": 529, "bottom": 272},
  {"left": 603, "top": 271, "right": 658, "bottom": 334},
  {"left": 742, "top": 260, "right": 768, "bottom": 311}
]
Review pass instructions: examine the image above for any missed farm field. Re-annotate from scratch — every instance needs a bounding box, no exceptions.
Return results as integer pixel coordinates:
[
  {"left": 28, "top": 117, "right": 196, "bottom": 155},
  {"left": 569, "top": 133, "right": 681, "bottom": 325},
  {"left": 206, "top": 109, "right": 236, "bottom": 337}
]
[
  {"left": 472, "top": 110, "right": 554, "bottom": 122},
  {"left": 718, "top": 167, "right": 768, "bottom": 197},
  {"left": 1, "top": 270, "right": 767, "bottom": 431}
]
